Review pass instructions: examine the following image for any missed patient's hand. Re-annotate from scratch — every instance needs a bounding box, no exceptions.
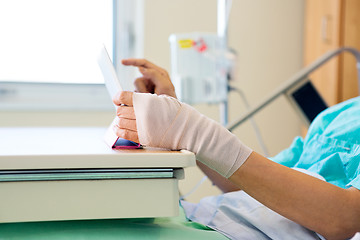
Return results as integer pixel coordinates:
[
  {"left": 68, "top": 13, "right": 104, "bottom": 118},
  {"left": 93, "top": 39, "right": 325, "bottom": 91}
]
[
  {"left": 122, "top": 58, "right": 177, "bottom": 98},
  {"left": 112, "top": 91, "right": 139, "bottom": 143},
  {"left": 114, "top": 91, "right": 251, "bottom": 178}
]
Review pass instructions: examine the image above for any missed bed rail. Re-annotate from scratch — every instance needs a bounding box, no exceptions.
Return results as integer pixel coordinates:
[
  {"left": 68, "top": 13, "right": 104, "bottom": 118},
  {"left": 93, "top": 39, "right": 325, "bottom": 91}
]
[{"left": 226, "top": 47, "right": 360, "bottom": 131}]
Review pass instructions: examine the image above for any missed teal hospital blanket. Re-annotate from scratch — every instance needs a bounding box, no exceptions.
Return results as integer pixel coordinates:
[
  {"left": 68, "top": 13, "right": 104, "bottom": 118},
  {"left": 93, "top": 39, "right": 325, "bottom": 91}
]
[{"left": 0, "top": 207, "right": 227, "bottom": 240}]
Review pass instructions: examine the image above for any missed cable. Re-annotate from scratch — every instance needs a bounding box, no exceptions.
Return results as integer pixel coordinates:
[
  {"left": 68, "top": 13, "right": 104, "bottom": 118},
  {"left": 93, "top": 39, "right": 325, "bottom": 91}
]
[
  {"left": 228, "top": 85, "right": 270, "bottom": 157},
  {"left": 180, "top": 175, "right": 208, "bottom": 200},
  {"left": 225, "top": 0, "right": 233, "bottom": 25}
]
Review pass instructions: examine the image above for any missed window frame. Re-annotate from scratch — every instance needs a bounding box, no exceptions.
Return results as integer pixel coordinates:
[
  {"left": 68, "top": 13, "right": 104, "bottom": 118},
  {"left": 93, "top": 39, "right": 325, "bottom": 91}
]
[{"left": 0, "top": 0, "right": 144, "bottom": 112}]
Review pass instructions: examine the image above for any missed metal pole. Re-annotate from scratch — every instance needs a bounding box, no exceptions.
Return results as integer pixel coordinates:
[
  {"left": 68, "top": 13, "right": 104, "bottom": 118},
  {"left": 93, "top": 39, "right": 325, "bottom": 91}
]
[{"left": 217, "top": 0, "right": 232, "bottom": 126}]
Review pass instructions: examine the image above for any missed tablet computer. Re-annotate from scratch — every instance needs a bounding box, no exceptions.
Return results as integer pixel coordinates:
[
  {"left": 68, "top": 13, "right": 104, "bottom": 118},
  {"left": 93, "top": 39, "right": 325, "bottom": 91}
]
[
  {"left": 285, "top": 79, "right": 328, "bottom": 125},
  {"left": 98, "top": 46, "right": 141, "bottom": 149}
]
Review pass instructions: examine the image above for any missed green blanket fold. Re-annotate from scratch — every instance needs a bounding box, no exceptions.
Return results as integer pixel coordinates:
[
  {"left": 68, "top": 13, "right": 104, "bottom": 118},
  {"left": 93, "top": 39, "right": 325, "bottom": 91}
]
[{"left": 0, "top": 207, "right": 227, "bottom": 240}]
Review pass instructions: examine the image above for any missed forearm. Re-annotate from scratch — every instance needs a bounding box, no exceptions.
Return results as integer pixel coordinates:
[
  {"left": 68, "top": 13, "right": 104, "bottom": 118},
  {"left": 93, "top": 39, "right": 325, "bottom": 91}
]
[
  {"left": 196, "top": 161, "right": 241, "bottom": 193},
  {"left": 230, "top": 151, "right": 360, "bottom": 239}
]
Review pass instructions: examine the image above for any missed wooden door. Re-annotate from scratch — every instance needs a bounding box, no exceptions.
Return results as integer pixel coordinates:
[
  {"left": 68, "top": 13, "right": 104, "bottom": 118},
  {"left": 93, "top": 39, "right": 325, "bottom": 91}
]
[
  {"left": 340, "top": 0, "right": 360, "bottom": 101},
  {"left": 304, "top": 0, "right": 343, "bottom": 106}
]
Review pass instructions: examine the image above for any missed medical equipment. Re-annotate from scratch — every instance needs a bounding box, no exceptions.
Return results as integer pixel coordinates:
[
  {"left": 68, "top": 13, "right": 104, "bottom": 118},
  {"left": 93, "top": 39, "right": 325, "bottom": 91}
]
[
  {"left": 169, "top": 0, "right": 233, "bottom": 127},
  {"left": 169, "top": 33, "right": 229, "bottom": 105},
  {"left": 98, "top": 46, "right": 141, "bottom": 149}
]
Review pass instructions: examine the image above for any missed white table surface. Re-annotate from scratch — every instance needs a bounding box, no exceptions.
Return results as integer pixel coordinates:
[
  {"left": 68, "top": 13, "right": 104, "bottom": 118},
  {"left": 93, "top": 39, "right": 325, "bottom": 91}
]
[{"left": 0, "top": 127, "right": 195, "bottom": 170}]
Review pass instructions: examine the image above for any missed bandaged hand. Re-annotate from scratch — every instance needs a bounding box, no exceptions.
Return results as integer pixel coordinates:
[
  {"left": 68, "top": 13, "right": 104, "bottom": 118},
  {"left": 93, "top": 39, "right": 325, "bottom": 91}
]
[{"left": 113, "top": 91, "right": 252, "bottom": 178}]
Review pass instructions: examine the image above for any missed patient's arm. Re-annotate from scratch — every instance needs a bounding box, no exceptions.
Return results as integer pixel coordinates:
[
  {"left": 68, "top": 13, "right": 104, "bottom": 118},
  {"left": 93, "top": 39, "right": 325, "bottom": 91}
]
[
  {"left": 230, "top": 151, "right": 360, "bottom": 240},
  {"left": 196, "top": 161, "right": 241, "bottom": 193},
  {"left": 121, "top": 58, "right": 241, "bottom": 192}
]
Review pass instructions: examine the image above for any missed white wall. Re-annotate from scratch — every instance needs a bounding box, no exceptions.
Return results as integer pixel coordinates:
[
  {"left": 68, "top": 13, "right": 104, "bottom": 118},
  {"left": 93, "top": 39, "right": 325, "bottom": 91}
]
[{"left": 0, "top": 0, "right": 305, "bottom": 203}]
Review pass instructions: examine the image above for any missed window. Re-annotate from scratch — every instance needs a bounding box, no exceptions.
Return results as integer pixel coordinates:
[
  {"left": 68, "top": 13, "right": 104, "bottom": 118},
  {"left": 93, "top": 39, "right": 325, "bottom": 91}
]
[{"left": 0, "top": 0, "right": 143, "bottom": 111}]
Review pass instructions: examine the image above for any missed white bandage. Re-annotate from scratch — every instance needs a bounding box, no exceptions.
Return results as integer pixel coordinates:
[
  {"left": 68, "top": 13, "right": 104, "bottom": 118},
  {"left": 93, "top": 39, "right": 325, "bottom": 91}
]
[{"left": 133, "top": 93, "right": 253, "bottom": 178}]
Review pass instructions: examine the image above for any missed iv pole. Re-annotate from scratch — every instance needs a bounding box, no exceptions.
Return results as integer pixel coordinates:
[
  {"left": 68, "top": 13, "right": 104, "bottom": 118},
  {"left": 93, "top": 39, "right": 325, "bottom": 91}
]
[{"left": 217, "top": 0, "right": 232, "bottom": 126}]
